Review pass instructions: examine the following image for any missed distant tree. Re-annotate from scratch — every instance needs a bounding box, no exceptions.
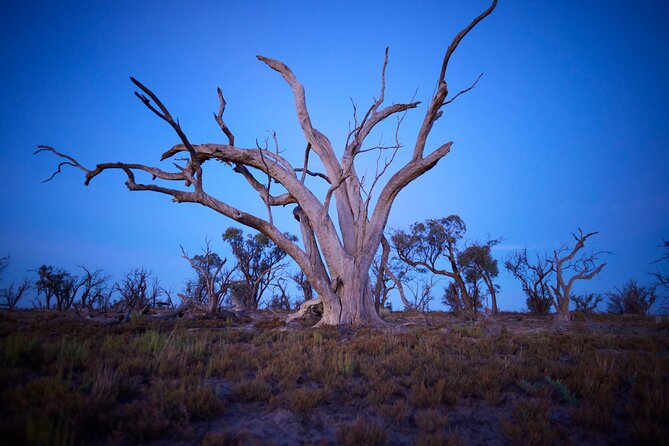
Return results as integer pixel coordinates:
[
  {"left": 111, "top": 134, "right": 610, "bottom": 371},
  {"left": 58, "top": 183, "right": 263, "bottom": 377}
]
[
  {"left": 406, "top": 275, "right": 439, "bottom": 312},
  {"left": 373, "top": 236, "right": 415, "bottom": 311},
  {"left": 504, "top": 249, "right": 553, "bottom": 315},
  {"left": 442, "top": 279, "right": 484, "bottom": 315},
  {"left": 76, "top": 266, "right": 111, "bottom": 309},
  {"left": 550, "top": 229, "right": 606, "bottom": 322},
  {"left": 372, "top": 237, "right": 394, "bottom": 311},
  {"left": 506, "top": 231, "right": 605, "bottom": 321},
  {"left": 571, "top": 292, "right": 603, "bottom": 314},
  {"left": 442, "top": 282, "right": 461, "bottom": 314},
  {"left": 0, "top": 255, "right": 8, "bottom": 278},
  {"left": 115, "top": 268, "right": 164, "bottom": 310},
  {"left": 222, "top": 227, "right": 294, "bottom": 310},
  {"left": 1, "top": 280, "right": 30, "bottom": 310},
  {"left": 267, "top": 277, "right": 295, "bottom": 311},
  {"left": 290, "top": 270, "right": 313, "bottom": 306},
  {"left": 392, "top": 216, "right": 473, "bottom": 315},
  {"left": 181, "top": 241, "right": 236, "bottom": 314},
  {"left": 34, "top": 265, "right": 83, "bottom": 310},
  {"left": 607, "top": 280, "right": 657, "bottom": 316},
  {"left": 653, "top": 240, "right": 669, "bottom": 290},
  {"left": 0, "top": 256, "right": 30, "bottom": 310},
  {"left": 458, "top": 240, "right": 501, "bottom": 314}
]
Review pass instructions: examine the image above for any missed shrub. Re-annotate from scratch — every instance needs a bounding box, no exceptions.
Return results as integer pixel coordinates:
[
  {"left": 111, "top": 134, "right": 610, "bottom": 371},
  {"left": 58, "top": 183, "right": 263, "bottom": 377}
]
[
  {"left": 607, "top": 281, "right": 657, "bottom": 315},
  {"left": 571, "top": 292, "right": 603, "bottom": 314}
]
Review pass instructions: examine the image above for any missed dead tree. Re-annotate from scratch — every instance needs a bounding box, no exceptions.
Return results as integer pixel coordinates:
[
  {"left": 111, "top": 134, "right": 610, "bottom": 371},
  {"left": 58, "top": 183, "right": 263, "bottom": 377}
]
[
  {"left": 37, "top": 1, "right": 498, "bottom": 326},
  {"left": 267, "top": 278, "right": 295, "bottom": 311},
  {"left": 0, "top": 256, "right": 31, "bottom": 310},
  {"left": 115, "top": 268, "right": 164, "bottom": 310},
  {"left": 551, "top": 229, "right": 606, "bottom": 322},
  {"left": 406, "top": 275, "right": 440, "bottom": 312},
  {"left": 76, "top": 266, "right": 110, "bottom": 309},
  {"left": 1, "top": 280, "right": 30, "bottom": 310},
  {"left": 654, "top": 240, "right": 669, "bottom": 290}
]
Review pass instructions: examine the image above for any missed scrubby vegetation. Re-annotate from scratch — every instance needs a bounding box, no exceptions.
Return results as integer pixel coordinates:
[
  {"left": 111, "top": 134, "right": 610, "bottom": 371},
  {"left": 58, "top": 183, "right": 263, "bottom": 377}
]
[{"left": 1, "top": 310, "right": 667, "bottom": 444}]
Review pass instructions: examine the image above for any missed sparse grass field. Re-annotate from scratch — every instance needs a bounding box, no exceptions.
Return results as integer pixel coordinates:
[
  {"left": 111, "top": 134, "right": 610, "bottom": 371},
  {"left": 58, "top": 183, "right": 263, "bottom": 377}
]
[{"left": 0, "top": 310, "right": 667, "bottom": 445}]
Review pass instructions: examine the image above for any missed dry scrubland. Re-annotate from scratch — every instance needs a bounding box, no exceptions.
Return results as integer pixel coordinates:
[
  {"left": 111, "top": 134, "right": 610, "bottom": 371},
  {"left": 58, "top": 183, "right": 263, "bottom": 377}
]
[{"left": 0, "top": 311, "right": 667, "bottom": 445}]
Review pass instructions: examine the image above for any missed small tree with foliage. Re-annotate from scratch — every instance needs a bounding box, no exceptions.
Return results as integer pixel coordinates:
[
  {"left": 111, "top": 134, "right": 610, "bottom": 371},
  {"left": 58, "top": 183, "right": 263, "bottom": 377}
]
[
  {"left": 34, "top": 265, "right": 80, "bottom": 310},
  {"left": 223, "top": 227, "right": 294, "bottom": 309},
  {"left": 181, "top": 241, "right": 236, "bottom": 314},
  {"left": 392, "top": 215, "right": 474, "bottom": 315},
  {"left": 458, "top": 240, "right": 501, "bottom": 314}
]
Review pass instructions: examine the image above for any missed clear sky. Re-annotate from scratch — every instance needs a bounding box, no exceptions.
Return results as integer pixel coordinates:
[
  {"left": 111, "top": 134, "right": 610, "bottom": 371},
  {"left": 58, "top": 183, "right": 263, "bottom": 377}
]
[{"left": 1, "top": 0, "right": 667, "bottom": 311}]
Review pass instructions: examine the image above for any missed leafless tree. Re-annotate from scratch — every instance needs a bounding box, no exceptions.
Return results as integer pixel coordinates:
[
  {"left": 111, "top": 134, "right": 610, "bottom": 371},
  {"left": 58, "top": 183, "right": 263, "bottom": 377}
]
[
  {"left": 181, "top": 241, "right": 236, "bottom": 314},
  {"left": 115, "top": 268, "right": 164, "bottom": 311},
  {"left": 406, "top": 275, "right": 440, "bottom": 312},
  {"left": 0, "top": 256, "right": 30, "bottom": 310},
  {"left": 76, "top": 266, "right": 110, "bottom": 309},
  {"left": 267, "top": 277, "right": 295, "bottom": 311},
  {"left": 37, "top": 1, "right": 498, "bottom": 326},
  {"left": 653, "top": 240, "right": 669, "bottom": 290},
  {"left": 0, "top": 255, "right": 8, "bottom": 278},
  {"left": 505, "top": 249, "right": 553, "bottom": 315},
  {"left": 1, "top": 280, "right": 30, "bottom": 310},
  {"left": 550, "top": 229, "right": 606, "bottom": 322}
]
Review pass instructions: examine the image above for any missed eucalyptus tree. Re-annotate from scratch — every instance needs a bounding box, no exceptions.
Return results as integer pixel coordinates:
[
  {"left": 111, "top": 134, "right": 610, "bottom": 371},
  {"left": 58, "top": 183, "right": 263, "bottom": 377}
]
[
  {"left": 458, "top": 240, "right": 501, "bottom": 314},
  {"left": 222, "top": 228, "right": 294, "bottom": 310},
  {"left": 33, "top": 265, "right": 108, "bottom": 310},
  {"left": 38, "top": 2, "right": 498, "bottom": 326},
  {"left": 392, "top": 215, "right": 474, "bottom": 315},
  {"left": 181, "top": 240, "right": 236, "bottom": 314}
]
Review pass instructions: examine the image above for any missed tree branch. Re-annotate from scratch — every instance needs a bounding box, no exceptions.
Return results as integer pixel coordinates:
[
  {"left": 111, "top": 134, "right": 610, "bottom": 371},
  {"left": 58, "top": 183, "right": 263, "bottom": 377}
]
[{"left": 213, "top": 87, "right": 235, "bottom": 146}]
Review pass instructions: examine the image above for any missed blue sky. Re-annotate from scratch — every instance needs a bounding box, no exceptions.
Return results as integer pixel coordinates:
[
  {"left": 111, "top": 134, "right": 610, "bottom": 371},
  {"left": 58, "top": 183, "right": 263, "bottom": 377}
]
[{"left": 1, "top": 0, "right": 667, "bottom": 310}]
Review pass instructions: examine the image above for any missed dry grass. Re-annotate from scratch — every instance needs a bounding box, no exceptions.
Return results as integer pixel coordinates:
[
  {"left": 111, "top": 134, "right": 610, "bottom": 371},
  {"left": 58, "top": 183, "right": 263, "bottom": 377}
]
[{"left": 0, "top": 310, "right": 667, "bottom": 444}]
